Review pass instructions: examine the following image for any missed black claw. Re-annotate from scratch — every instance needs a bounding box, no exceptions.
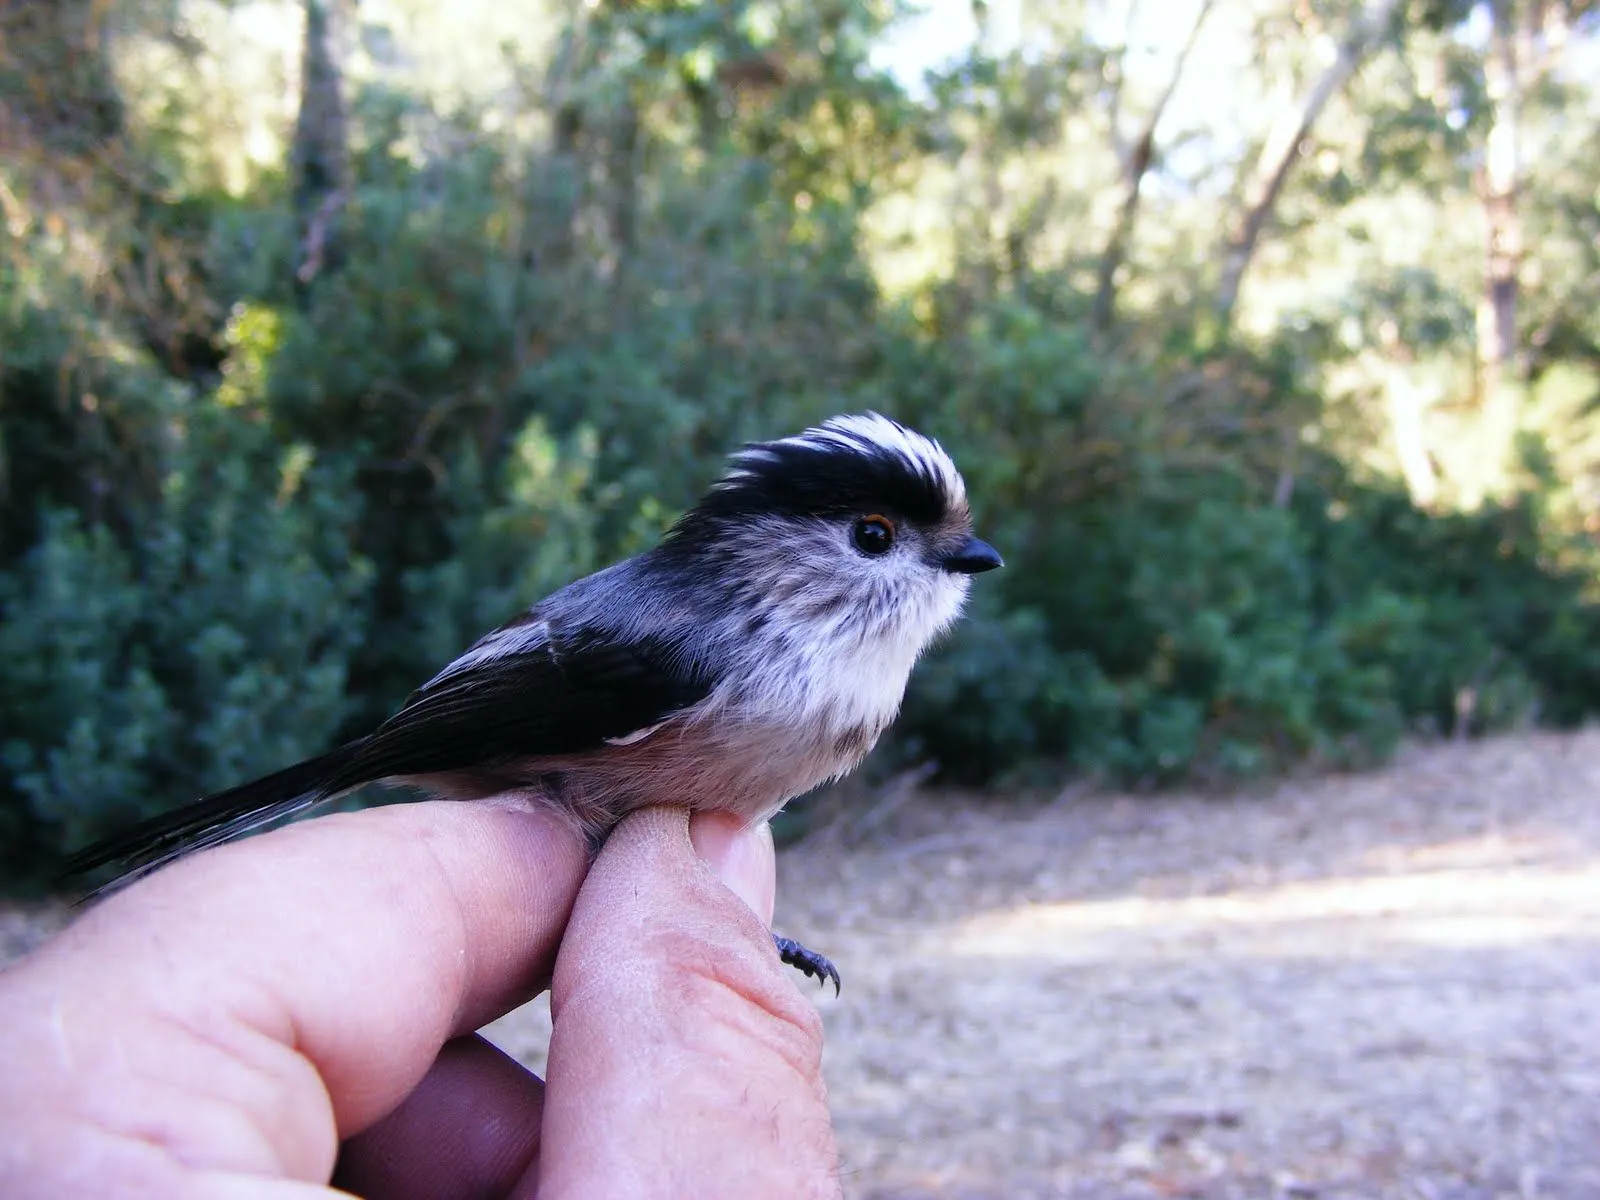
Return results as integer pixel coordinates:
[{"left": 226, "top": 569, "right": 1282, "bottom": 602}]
[{"left": 774, "top": 933, "right": 841, "bottom": 996}]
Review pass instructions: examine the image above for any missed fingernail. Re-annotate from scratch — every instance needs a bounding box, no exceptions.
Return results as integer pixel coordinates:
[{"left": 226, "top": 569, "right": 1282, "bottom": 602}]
[{"left": 689, "top": 812, "right": 777, "bottom": 926}]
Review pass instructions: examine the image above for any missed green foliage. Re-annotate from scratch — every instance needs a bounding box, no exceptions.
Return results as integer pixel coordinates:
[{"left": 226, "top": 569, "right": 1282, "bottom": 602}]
[
  {"left": 0, "top": 409, "right": 371, "bottom": 885},
  {"left": 897, "top": 452, "right": 1600, "bottom": 787},
  {"left": 886, "top": 297, "right": 1600, "bottom": 787}
]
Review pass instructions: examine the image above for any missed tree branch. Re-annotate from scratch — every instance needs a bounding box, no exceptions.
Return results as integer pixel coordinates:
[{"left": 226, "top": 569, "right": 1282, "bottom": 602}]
[
  {"left": 1092, "top": 0, "right": 1218, "bottom": 334},
  {"left": 1213, "top": 0, "right": 1401, "bottom": 330}
]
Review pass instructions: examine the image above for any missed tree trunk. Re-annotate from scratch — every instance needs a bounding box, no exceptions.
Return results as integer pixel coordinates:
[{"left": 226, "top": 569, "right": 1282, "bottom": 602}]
[
  {"left": 1476, "top": 0, "right": 1522, "bottom": 414},
  {"left": 1213, "top": 0, "right": 1400, "bottom": 330},
  {"left": 605, "top": 92, "right": 640, "bottom": 280},
  {"left": 291, "top": 0, "right": 352, "bottom": 291},
  {"left": 1091, "top": 0, "right": 1217, "bottom": 335},
  {"left": 1464, "top": 0, "right": 1560, "bottom": 505}
]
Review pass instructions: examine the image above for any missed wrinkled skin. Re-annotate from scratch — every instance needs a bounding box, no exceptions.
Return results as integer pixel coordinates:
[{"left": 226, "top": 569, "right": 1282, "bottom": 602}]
[{"left": 0, "top": 802, "right": 841, "bottom": 1200}]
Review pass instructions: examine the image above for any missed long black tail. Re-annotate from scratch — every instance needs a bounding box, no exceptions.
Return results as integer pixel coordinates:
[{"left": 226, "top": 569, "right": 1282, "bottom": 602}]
[{"left": 60, "top": 745, "right": 362, "bottom": 895}]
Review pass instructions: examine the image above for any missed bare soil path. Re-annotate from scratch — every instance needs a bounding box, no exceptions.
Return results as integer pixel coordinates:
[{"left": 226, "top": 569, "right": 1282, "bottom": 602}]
[{"left": 765, "top": 730, "right": 1600, "bottom": 1199}]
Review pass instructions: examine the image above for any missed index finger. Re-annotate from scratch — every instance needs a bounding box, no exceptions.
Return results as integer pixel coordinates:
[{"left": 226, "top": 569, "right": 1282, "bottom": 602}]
[{"left": 6, "top": 798, "right": 587, "bottom": 1182}]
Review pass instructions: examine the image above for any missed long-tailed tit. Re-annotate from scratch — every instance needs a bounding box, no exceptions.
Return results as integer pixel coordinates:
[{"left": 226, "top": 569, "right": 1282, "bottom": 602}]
[{"left": 64, "top": 414, "right": 1002, "bottom": 989}]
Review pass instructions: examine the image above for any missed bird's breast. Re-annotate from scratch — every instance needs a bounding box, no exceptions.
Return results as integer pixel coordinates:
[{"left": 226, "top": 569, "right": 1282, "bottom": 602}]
[{"left": 493, "top": 623, "right": 923, "bottom": 834}]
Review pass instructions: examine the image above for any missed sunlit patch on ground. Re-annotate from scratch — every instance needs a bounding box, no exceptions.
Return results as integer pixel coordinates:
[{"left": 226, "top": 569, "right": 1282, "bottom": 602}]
[{"left": 941, "top": 863, "right": 1600, "bottom": 962}]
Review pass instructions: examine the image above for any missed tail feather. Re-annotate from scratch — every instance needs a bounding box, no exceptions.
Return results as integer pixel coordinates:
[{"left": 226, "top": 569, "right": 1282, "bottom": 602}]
[{"left": 60, "top": 747, "right": 360, "bottom": 895}]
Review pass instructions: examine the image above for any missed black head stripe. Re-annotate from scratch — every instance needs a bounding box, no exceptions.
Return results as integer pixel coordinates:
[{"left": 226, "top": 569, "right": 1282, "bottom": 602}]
[{"left": 679, "top": 417, "right": 959, "bottom": 532}]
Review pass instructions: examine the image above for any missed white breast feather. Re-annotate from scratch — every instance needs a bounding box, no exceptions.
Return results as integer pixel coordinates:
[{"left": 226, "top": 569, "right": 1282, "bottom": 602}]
[{"left": 719, "top": 558, "right": 970, "bottom": 794}]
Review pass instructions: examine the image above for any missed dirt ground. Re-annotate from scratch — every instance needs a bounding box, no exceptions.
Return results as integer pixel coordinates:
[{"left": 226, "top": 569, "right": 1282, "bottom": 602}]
[
  {"left": 781, "top": 730, "right": 1600, "bottom": 1199},
  {"left": 8, "top": 730, "right": 1600, "bottom": 1198}
]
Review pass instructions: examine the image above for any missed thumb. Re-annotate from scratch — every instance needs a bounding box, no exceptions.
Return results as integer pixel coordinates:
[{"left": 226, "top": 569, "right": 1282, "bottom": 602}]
[{"left": 534, "top": 807, "right": 840, "bottom": 1200}]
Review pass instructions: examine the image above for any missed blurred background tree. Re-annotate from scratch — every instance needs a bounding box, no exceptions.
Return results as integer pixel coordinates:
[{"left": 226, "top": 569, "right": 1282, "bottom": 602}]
[{"left": 3, "top": 0, "right": 1599, "bottom": 887}]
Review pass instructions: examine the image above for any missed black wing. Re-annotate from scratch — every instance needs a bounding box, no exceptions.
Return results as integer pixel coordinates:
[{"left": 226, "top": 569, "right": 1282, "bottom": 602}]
[
  {"left": 62, "top": 617, "right": 712, "bottom": 886},
  {"left": 325, "top": 620, "right": 713, "bottom": 786}
]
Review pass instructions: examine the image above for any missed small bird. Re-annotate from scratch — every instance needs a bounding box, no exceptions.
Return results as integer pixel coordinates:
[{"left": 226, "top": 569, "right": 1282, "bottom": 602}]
[{"left": 63, "top": 413, "right": 1002, "bottom": 990}]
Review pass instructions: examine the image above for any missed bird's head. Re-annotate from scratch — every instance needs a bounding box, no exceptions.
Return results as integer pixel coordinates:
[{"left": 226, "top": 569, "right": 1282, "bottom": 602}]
[{"left": 664, "top": 414, "right": 1000, "bottom": 658}]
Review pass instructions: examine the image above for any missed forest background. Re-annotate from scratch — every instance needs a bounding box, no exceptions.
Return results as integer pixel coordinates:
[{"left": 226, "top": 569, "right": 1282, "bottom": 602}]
[{"left": 4, "top": 0, "right": 1600, "bottom": 888}]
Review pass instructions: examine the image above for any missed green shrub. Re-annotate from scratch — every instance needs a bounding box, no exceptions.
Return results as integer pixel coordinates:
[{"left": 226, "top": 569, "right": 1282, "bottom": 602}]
[
  {"left": 0, "top": 409, "right": 371, "bottom": 884},
  {"left": 886, "top": 297, "right": 1600, "bottom": 787}
]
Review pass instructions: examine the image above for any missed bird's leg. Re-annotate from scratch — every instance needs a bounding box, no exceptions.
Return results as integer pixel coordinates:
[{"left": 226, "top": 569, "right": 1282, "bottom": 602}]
[
  {"left": 587, "top": 812, "right": 843, "bottom": 994},
  {"left": 773, "top": 934, "right": 840, "bottom": 995}
]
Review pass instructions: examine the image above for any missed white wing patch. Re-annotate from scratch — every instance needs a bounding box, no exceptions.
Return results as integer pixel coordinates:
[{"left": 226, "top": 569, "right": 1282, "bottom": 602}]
[
  {"left": 421, "top": 616, "right": 550, "bottom": 689},
  {"left": 605, "top": 720, "right": 667, "bottom": 747}
]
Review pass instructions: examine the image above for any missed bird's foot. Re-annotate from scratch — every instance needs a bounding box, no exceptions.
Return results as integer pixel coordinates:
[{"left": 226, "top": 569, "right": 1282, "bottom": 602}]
[{"left": 773, "top": 934, "right": 841, "bottom": 996}]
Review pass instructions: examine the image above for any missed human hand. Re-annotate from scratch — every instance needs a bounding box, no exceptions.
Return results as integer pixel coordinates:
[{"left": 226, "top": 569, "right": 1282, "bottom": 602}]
[{"left": 0, "top": 801, "right": 840, "bottom": 1199}]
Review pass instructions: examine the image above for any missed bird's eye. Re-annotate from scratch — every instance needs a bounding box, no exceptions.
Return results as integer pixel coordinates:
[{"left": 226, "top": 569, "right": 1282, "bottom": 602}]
[{"left": 852, "top": 515, "right": 896, "bottom": 556}]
